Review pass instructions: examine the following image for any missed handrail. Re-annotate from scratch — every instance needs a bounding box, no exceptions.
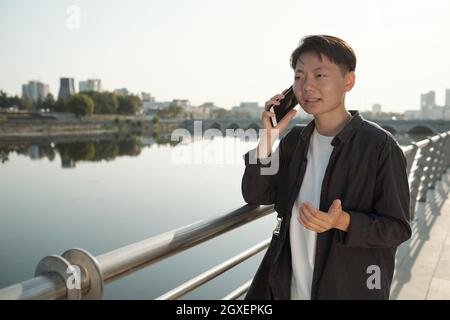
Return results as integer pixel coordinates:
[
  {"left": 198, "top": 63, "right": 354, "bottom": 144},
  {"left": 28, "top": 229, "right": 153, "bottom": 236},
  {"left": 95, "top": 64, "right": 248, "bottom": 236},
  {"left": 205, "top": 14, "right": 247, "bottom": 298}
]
[
  {"left": 156, "top": 238, "right": 271, "bottom": 300},
  {"left": 1, "top": 130, "right": 449, "bottom": 300},
  {"left": 222, "top": 280, "right": 253, "bottom": 300},
  {"left": 0, "top": 205, "right": 274, "bottom": 299}
]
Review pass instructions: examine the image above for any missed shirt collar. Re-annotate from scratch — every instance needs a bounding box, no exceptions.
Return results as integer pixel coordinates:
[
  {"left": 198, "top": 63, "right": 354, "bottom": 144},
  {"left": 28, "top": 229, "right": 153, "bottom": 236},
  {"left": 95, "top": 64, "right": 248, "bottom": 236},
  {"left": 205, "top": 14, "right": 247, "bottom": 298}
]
[{"left": 300, "top": 110, "right": 363, "bottom": 146}]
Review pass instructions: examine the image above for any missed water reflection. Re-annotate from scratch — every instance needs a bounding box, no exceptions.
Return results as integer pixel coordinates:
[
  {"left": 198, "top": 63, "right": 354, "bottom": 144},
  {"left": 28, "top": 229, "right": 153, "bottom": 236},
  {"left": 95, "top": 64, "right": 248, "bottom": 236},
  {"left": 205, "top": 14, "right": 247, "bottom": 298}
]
[
  {"left": 0, "top": 132, "right": 179, "bottom": 167},
  {"left": 0, "top": 131, "right": 434, "bottom": 166}
]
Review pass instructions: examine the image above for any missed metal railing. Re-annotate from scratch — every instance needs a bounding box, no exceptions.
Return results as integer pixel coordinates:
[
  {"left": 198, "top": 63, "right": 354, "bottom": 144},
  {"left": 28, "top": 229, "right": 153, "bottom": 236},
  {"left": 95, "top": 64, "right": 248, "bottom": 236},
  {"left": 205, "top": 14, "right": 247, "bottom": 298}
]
[{"left": 1, "top": 130, "right": 449, "bottom": 300}]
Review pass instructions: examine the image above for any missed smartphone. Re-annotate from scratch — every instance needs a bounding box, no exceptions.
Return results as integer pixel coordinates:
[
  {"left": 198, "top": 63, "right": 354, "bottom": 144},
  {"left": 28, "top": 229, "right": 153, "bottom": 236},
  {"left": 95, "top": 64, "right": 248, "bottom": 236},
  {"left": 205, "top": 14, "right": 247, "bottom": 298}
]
[{"left": 269, "top": 85, "right": 299, "bottom": 127}]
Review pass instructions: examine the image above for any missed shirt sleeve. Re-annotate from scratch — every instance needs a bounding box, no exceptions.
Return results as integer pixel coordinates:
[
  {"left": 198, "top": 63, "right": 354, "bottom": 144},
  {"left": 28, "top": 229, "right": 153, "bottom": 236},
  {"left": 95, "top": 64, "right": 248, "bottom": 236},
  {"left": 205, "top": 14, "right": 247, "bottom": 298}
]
[
  {"left": 241, "top": 128, "right": 299, "bottom": 205},
  {"left": 338, "top": 136, "right": 412, "bottom": 248}
]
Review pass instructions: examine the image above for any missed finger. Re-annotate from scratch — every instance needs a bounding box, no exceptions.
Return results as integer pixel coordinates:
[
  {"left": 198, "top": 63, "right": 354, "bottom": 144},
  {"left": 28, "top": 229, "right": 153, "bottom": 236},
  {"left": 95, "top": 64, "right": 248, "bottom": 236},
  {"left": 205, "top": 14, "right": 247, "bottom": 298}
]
[
  {"left": 275, "top": 107, "right": 298, "bottom": 132},
  {"left": 262, "top": 111, "right": 276, "bottom": 118},
  {"left": 303, "top": 202, "right": 329, "bottom": 223},
  {"left": 271, "top": 100, "right": 281, "bottom": 106},
  {"left": 266, "top": 94, "right": 285, "bottom": 107},
  {"left": 298, "top": 214, "right": 326, "bottom": 233},
  {"left": 329, "top": 199, "right": 342, "bottom": 213},
  {"left": 265, "top": 100, "right": 280, "bottom": 110},
  {"left": 303, "top": 202, "right": 319, "bottom": 215},
  {"left": 301, "top": 204, "right": 328, "bottom": 228},
  {"left": 272, "top": 94, "right": 285, "bottom": 101}
]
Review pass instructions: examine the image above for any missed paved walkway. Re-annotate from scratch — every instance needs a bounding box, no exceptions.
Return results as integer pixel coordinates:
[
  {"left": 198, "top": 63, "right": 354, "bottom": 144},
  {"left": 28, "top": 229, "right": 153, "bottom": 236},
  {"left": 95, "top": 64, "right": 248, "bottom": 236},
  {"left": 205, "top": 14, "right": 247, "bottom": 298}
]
[{"left": 391, "top": 170, "right": 450, "bottom": 299}]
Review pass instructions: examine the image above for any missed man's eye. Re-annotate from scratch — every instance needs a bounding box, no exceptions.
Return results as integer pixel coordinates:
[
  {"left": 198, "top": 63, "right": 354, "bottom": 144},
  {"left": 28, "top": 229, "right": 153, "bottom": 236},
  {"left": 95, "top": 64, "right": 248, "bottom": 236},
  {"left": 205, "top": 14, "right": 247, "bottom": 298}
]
[{"left": 316, "top": 74, "right": 325, "bottom": 78}]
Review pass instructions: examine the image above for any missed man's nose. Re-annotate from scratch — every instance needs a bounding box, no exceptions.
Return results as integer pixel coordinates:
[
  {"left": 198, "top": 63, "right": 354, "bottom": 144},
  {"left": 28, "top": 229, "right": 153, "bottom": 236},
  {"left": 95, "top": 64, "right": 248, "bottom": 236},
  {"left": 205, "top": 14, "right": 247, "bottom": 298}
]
[{"left": 302, "top": 76, "right": 315, "bottom": 93}]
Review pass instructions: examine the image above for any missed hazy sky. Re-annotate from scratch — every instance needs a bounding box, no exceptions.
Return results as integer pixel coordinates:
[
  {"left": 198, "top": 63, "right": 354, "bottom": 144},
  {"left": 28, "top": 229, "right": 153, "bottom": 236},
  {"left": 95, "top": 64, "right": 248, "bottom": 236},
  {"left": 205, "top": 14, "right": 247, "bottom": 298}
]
[{"left": 1, "top": 0, "right": 449, "bottom": 112}]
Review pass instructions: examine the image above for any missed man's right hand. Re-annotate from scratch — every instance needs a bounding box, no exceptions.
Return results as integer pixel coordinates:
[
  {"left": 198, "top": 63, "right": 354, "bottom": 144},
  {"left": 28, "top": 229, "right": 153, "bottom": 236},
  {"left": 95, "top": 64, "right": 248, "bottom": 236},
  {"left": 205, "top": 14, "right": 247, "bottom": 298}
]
[
  {"left": 262, "top": 91, "right": 298, "bottom": 136},
  {"left": 257, "top": 90, "right": 298, "bottom": 159}
]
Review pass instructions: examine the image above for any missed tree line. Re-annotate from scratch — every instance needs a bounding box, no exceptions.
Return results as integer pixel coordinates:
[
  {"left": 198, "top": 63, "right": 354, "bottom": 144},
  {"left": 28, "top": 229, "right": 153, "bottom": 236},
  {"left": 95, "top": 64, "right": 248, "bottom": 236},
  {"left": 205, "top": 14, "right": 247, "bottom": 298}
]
[{"left": 0, "top": 90, "right": 142, "bottom": 116}]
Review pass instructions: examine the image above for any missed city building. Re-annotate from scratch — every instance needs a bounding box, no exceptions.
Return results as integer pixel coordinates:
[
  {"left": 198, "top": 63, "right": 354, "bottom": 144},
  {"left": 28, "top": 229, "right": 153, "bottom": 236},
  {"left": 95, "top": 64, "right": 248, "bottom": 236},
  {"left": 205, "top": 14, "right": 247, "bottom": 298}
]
[
  {"left": 420, "top": 90, "right": 450, "bottom": 120},
  {"left": 446, "top": 88, "right": 450, "bottom": 107},
  {"left": 79, "top": 79, "right": 102, "bottom": 92},
  {"left": 231, "top": 102, "right": 264, "bottom": 118},
  {"left": 141, "top": 92, "right": 155, "bottom": 102},
  {"left": 199, "top": 102, "right": 220, "bottom": 111},
  {"left": 372, "top": 103, "right": 382, "bottom": 116},
  {"left": 138, "top": 92, "right": 173, "bottom": 115},
  {"left": 184, "top": 105, "right": 210, "bottom": 119},
  {"left": 22, "top": 81, "right": 49, "bottom": 103},
  {"left": 173, "top": 99, "right": 191, "bottom": 108},
  {"left": 58, "top": 78, "right": 76, "bottom": 99},
  {"left": 404, "top": 110, "right": 422, "bottom": 120},
  {"left": 113, "top": 88, "right": 130, "bottom": 96}
]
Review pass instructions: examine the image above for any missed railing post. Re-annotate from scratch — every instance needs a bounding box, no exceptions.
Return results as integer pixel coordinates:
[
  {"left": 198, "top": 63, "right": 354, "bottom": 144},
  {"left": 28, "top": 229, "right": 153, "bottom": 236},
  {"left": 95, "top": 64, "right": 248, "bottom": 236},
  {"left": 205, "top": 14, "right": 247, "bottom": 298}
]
[
  {"left": 437, "top": 132, "right": 449, "bottom": 180},
  {"left": 428, "top": 136, "right": 443, "bottom": 189},
  {"left": 405, "top": 145, "right": 418, "bottom": 177},
  {"left": 405, "top": 144, "right": 419, "bottom": 221},
  {"left": 445, "top": 133, "right": 450, "bottom": 171},
  {"left": 418, "top": 140, "right": 434, "bottom": 202},
  {"left": 409, "top": 142, "right": 425, "bottom": 221}
]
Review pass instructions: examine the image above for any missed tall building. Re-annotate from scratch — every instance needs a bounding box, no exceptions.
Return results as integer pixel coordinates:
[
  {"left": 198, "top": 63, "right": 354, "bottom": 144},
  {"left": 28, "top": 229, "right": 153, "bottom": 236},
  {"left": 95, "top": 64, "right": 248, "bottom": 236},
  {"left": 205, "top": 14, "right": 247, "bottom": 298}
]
[
  {"left": 141, "top": 92, "right": 157, "bottom": 114},
  {"left": 58, "top": 78, "right": 76, "bottom": 99},
  {"left": 22, "top": 81, "right": 49, "bottom": 103},
  {"left": 79, "top": 79, "right": 102, "bottom": 92},
  {"left": 421, "top": 91, "right": 436, "bottom": 116},
  {"left": 141, "top": 92, "right": 155, "bottom": 102},
  {"left": 445, "top": 88, "right": 450, "bottom": 107},
  {"left": 113, "top": 88, "right": 129, "bottom": 96},
  {"left": 372, "top": 103, "right": 382, "bottom": 116}
]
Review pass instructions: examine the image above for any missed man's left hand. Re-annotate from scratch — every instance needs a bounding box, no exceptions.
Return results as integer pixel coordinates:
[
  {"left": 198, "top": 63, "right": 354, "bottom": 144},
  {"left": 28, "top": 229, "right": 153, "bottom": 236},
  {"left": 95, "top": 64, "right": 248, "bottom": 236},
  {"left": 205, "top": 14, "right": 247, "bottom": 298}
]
[{"left": 297, "top": 199, "right": 350, "bottom": 233}]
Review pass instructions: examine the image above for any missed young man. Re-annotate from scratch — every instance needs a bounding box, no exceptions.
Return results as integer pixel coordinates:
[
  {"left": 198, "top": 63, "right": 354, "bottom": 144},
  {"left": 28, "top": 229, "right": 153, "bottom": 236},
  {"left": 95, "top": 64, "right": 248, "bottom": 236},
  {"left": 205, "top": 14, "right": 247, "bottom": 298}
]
[{"left": 242, "top": 35, "right": 412, "bottom": 300}]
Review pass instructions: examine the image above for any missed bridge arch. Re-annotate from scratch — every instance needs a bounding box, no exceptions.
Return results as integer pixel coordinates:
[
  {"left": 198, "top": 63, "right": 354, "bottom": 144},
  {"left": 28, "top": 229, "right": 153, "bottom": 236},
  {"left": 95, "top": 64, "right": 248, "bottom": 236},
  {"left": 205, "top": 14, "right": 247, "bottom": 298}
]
[
  {"left": 208, "top": 122, "right": 222, "bottom": 131},
  {"left": 407, "top": 125, "right": 435, "bottom": 135},
  {"left": 226, "top": 123, "right": 240, "bottom": 131},
  {"left": 246, "top": 122, "right": 261, "bottom": 131}
]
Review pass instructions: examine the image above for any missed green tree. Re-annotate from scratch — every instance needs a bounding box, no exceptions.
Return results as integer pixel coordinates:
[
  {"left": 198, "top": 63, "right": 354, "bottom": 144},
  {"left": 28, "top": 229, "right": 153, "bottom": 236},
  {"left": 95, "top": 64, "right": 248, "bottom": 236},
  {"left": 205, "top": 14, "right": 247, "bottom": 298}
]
[
  {"left": 54, "top": 98, "right": 67, "bottom": 112},
  {"left": 42, "top": 93, "right": 56, "bottom": 111},
  {"left": 157, "top": 101, "right": 183, "bottom": 118},
  {"left": 33, "top": 97, "right": 44, "bottom": 110},
  {"left": 0, "top": 90, "right": 10, "bottom": 108},
  {"left": 83, "top": 91, "right": 118, "bottom": 114},
  {"left": 117, "top": 95, "right": 142, "bottom": 115},
  {"left": 66, "top": 94, "right": 95, "bottom": 116},
  {"left": 211, "top": 108, "right": 230, "bottom": 119},
  {"left": 11, "top": 96, "right": 31, "bottom": 110}
]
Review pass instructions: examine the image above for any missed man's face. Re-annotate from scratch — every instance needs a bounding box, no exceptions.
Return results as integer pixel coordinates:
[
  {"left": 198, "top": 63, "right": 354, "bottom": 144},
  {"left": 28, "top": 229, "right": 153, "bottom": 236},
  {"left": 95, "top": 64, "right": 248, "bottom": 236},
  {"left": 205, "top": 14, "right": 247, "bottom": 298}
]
[{"left": 293, "top": 51, "right": 355, "bottom": 116}]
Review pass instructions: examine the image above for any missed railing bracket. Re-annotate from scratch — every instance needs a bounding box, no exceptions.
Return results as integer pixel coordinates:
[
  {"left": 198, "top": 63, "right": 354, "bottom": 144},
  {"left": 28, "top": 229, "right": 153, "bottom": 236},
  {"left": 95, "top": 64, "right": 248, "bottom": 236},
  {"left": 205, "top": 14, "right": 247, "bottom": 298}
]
[
  {"left": 34, "top": 255, "right": 82, "bottom": 300},
  {"left": 62, "top": 248, "right": 104, "bottom": 300}
]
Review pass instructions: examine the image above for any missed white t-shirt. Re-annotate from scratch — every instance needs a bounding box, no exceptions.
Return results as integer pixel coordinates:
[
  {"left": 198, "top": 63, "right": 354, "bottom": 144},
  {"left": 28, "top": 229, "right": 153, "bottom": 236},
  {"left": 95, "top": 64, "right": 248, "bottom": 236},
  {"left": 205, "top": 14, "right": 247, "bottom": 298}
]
[{"left": 290, "top": 127, "right": 334, "bottom": 300}]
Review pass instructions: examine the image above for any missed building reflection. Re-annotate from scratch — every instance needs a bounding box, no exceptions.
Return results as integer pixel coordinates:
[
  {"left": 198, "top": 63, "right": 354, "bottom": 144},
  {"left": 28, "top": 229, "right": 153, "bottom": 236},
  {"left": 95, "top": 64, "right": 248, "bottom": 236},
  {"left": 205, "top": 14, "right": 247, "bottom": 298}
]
[{"left": 0, "top": 131, "right": 435, "bottom": 168}]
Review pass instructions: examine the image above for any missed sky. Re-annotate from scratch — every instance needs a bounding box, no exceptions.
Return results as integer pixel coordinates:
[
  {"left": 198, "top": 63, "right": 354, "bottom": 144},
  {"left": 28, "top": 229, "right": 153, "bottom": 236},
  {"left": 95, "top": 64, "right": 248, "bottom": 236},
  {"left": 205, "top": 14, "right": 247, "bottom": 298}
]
[{"left": 1, "top": 0, "right": 449, "bottom": 112}]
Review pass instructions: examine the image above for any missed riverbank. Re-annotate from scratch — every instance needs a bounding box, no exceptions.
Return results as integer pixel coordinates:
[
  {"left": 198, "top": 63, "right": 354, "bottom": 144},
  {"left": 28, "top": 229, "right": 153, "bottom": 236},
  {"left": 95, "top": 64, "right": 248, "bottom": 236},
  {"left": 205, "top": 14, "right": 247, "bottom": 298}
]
[{"left": 0, "top": 112, "right": 185, "bottom": 140}]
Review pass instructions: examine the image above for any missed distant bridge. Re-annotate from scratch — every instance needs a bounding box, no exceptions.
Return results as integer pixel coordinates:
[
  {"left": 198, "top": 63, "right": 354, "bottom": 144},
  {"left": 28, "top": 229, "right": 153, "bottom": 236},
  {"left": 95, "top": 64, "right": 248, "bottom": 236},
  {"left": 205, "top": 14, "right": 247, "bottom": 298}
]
[{"left": 184, "top": 118, "right": 450, "bottom": 135}]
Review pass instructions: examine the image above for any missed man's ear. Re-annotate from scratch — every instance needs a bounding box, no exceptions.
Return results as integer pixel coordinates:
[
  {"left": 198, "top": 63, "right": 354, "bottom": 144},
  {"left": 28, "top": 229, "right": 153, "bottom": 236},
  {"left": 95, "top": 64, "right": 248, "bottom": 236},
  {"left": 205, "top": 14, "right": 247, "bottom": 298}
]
[{"left": 344, "top": 71, "right": 356, "bottom": 92}]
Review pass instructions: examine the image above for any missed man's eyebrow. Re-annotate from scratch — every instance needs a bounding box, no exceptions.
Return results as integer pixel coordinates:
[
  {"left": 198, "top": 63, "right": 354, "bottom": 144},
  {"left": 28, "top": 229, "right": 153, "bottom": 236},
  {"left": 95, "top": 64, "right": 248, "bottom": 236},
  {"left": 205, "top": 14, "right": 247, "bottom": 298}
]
[{"left": 295, "top": 66, "right": 330, "bottom": 73}]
